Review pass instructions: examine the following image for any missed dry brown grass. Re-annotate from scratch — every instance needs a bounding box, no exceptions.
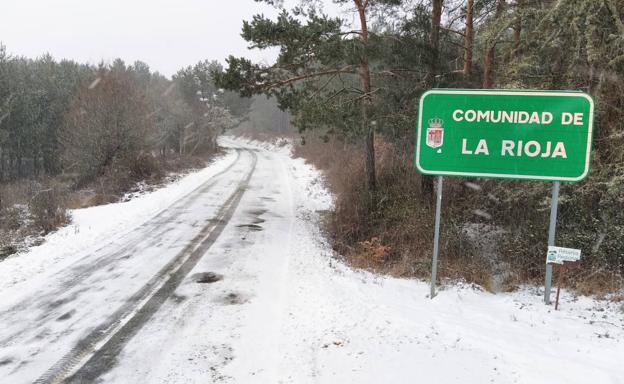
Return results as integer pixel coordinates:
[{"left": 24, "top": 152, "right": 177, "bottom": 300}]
[
  {"left": 294, "top": 134, "right": 624, "bottom": 296},
  {"left": 29, "top": 183, "right": 70, "bottom": 233},
  {"left": 573, "top": 269, "right": 623, "bottom": 298},
  {"left": 294, "top": 134, "right": 491, "bottom": 285},
  {"left": 80, "top": 150, "right": 218, "bottom": 208},
  {"left": 0, "top": 179, "right": 70, "bottom": 259}
]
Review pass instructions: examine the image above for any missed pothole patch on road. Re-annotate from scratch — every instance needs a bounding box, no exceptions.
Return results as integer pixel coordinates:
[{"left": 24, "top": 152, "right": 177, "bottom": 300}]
[
  {"left": 0, "top": 357, "right": 14, "bottom": 366},
  {"left": 171, "top": 293, "right": 188, "bottom": 303},
  {"left": 217, "top": 292, "right": 249, "bottom": 305},
  {"left": 47, "top": 297, "right": 72, "bottom": 310},
  {"left": 56, "top": 309, "right": 76, "bottom": 322},
  {"left": 236, "top": 224, "right": 263, "bottom": 231},
  {"left": 245, "top": 208, "right": 267, "bottom": 216},
  {"left": 192, "top": 272, "right": 223, "bottom": 284},
  {"left": 34, "top": 329, "right": 51, "bottom": 341}
]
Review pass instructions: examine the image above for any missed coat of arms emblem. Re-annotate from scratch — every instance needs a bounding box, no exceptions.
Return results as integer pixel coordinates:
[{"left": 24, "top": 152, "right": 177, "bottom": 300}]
[{"left": 426, "top": 118, "right": 444, "bottom": 149}]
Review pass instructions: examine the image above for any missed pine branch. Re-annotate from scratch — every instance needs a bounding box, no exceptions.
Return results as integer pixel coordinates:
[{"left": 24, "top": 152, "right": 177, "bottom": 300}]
[{"left": 261, "top": 66, "right": 356, "bottom": 91}]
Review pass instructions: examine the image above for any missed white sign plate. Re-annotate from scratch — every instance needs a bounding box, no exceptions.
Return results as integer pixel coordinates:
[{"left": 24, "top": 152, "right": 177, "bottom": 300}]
[{"left": 546, "top": 246, "right": 581, "bottom": 264}]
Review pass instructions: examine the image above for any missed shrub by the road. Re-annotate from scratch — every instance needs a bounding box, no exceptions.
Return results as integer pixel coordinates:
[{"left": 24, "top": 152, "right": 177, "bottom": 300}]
[{"left": 295, "top": 134, "right": 624, "bottom": 296}]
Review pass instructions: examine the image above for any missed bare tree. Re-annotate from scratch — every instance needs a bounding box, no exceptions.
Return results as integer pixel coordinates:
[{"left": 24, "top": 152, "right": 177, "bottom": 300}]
[{"left": 62, "top": 69, "right": 150, "bottom": 184}]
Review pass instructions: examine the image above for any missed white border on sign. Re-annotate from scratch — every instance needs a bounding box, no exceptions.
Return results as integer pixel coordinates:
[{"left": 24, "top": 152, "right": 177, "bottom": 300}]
[{"left": 415, "top": 89, "right": 595, "bottom": 182}]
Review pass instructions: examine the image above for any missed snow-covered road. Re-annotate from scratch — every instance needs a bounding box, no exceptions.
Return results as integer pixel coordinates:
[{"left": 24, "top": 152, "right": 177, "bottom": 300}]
[{"left": 1, "top": 137, "right": 623, "bottom": 384}]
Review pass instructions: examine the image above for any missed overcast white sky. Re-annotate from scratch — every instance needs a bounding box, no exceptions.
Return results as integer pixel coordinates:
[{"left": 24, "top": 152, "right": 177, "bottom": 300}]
[{"left": 0, "top": 0, "right": 345, "bottom": 77}]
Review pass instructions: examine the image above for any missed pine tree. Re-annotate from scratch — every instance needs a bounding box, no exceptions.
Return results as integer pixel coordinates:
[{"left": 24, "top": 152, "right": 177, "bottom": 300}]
[{"left": 215, "top": 0, "right": 402, "bottom": 204}]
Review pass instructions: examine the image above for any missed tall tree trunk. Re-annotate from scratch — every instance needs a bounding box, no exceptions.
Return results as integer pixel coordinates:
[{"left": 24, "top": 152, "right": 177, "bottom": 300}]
[
  {"left": 179, "top": 124, "right": 185, "bottom": 155},
  {"left": 1, "top": 149, "right": 5, "bottom": 182},
  {"left": 512, "top": 0, "right": 522, "bottom": 57},
  {"left": 483, "top": 0, "right": 506, "bottom": 88},
  {"left": 463, "top": 0, "right": 474, "bottom": 81},
  {"left": 355, "top": 0, "right": 377, "bottom": 200},
  {"left": 33, "top": 151, "right": 39, "bottom": 177},
  {"left": 17, "top": 155, "right": 23, "bottom": 179},
  {"left": 483, "top": 49, "right": 495, "bottom": 88},
  {"left": 422, "top": 0, "right": 444, "bottom": 198},
  {"left": 428, "top": 0, "right": 443, "bottom": 81}
]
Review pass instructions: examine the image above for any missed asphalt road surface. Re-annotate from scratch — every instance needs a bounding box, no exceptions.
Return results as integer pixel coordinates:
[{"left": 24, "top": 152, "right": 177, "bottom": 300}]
[{"left": 1, "top": 139, "right": 269, "bottom": 383}]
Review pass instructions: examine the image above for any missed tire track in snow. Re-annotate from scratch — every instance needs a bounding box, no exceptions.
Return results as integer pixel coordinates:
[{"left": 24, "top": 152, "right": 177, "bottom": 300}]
[{"left": 34, "top": 148, "right": 257, "bottom": 384}]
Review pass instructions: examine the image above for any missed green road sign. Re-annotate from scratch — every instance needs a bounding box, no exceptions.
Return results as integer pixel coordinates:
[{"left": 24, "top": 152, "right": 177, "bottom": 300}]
[{"left": 415, "top": 89, "right": 595, "bottom": 181}]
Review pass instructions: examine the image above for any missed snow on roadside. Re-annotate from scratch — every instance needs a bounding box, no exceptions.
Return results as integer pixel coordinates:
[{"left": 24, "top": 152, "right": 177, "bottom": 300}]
[
  {"left": 270, "top": 138, "right": 624, "bottom": 383},
  {"left": 0, "top": 150, "right": 238, "bottom": 292}
]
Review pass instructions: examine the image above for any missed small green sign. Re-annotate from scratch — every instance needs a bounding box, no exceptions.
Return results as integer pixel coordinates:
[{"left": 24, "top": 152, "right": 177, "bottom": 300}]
[{"left": 415, "top": 89, "right": 595, "bottom": 181}]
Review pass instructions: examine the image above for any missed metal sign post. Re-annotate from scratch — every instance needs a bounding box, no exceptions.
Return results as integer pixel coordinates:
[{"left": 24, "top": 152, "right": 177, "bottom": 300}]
[
  {"left": 544, "top": 181, "right": 560, "bottom": 305},
  {"left": 430, "top": 176, "right": 444, "bottom": 298}
]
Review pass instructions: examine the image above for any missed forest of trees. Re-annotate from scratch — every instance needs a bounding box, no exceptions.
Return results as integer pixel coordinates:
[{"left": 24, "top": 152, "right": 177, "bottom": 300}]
[
  {"left": 0, "top": 47, "right": 250, "bottom": 254},
  {"left": 0, "top": 48, "right": 249, "bottom": 184},
  {"left": 217, "top": 0, "right": 624, "bottom": 293}
]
